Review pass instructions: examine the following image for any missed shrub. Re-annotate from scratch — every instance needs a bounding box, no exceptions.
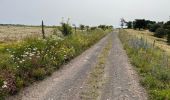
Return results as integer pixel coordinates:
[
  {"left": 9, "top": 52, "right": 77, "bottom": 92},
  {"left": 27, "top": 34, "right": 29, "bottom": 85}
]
[
  {"left": 59, "top": 23, "right": 72, "bottom": 36},
  {"left": 149, "top": 24, "right": 161, "bottom": 32},
  {"left": 166, "top": 30, "right": 170, "bottom": 44},
  {"left": 154, "top": 28, "right": 166, "bottom": 38},
  {"left": 32, "top": 68, "right": 46, "bottom": 80}
]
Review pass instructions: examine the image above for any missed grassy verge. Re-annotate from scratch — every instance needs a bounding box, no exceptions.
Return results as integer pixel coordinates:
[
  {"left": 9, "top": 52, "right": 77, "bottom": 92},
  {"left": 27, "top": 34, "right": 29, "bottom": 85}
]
[
  {"left": 119, "top": 29, "right": 170, "bottom": 100},
  {"left": 125, "top": 29, "right": 170, "bottom": 55},
  {"left": 0, "top": 29, "right": 111, "bottom": 99},
  {"left": 80, "top": 34, "right": 112, "bottom": 100}
]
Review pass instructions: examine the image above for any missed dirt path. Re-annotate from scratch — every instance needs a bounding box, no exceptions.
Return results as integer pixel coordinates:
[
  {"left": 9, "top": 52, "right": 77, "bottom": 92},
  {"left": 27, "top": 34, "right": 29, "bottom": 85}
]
[
  {"left": 7, "top": 31, "right": 147, "bottom": 100},
  {"left": 100, "top": 31, "right": 147, "bottom": 100}
]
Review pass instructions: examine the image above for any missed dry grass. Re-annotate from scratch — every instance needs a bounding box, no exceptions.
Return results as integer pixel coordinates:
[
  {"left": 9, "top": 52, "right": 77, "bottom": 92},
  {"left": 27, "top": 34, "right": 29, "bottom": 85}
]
[
  {"left": 0, "top": 26, "right": 55, "bottom": 43},
  {"left": 125, "top": 29, "right": 170, "bottom": 55}
]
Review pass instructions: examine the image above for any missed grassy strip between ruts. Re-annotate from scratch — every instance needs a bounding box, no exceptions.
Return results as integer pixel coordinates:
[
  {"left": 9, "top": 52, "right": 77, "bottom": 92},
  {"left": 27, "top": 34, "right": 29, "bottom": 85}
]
[
  {"left": 119, "top": 29, "right": 170, "bottom": 100},
  {"left": 0, "top": 29, "right": 112, "bottom": 99},
  {"left": 80, "top": 34, "right": 112, "bottom": 100}
]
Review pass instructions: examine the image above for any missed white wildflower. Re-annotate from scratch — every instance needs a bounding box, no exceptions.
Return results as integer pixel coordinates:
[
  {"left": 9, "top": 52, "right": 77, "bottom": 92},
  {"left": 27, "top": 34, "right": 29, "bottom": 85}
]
[{"left": 2, "top": 81, "right": 7, "bottom": 89}]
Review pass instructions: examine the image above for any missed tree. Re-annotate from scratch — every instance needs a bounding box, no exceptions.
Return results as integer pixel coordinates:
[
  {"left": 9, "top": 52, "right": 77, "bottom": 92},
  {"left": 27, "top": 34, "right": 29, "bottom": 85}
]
[
  {"left": 149, "top": 23, "right": 162, "bottom": 32},
  {"left": 85, "top": 26, "right": 90, "bottom": 31},
  {"left": 167, "top": 30, "right": 170, "bottom": 44},
  {"left": 163, "top": 21, "right": 170, "bottom": 30},
  {"left": 154, "top": 28, "right": 166, "bottom": 38},
  {"left": 133, "top": 19, "right": 146, "bottom": 30},
  {"left": 80, "top": 24, "right": 85, "bottom": 31},
  {"left": 98, "top": 25, "right": 107, "bottom": 30},
  {"left": 126, "top": 21, "right": 132, "bottom": 29},
  {"left": 90, "top": 27, "right": 97, "bottom": 30}
]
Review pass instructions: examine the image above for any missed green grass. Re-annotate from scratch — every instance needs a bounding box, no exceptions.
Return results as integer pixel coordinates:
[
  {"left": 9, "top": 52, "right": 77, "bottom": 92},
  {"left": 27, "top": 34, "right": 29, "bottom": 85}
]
[
  {"left": 0, "top": 29, "right": 112, "bottom": 99},
  {"left": 119, "top": 29, "right": 170, "bottom": 100}
]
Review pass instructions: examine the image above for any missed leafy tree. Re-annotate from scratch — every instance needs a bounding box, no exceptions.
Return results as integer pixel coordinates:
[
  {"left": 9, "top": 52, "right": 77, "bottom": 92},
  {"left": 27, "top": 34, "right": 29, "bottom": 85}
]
[
  {"left": 85, "top": 26, "right": 90, "bottom": 31},
  {"left": 149, "top": 23, "right": 162, "bottom": 32},
  {"left": 163, "top": 21, "right": 170, "bottom": 30},
  {"left": 98, "top": 25, "right": 107, "bottom": 30},
  {"left": 126, "top": 21, "right": 132, "bottom": 29},
  {"left": 90, "top": 27, "right": 97, "bottom": 30},
  {"left": 80, "top": 24, "right": 85, "bottom": 31},
  {"left": 154, "top": 28, "right": 166, "bottom": 38},
  {"left": 133, "top": 19, "right": 146, "bottom": 30},
  {"left": 167, "top": 30, "right": 170, "bottom": 44}
]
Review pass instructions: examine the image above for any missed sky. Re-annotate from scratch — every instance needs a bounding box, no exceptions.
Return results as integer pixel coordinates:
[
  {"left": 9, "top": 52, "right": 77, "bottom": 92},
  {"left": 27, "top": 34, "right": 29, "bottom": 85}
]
[{"left": 0, "top": 0, "right": 170, "bottom": 27}]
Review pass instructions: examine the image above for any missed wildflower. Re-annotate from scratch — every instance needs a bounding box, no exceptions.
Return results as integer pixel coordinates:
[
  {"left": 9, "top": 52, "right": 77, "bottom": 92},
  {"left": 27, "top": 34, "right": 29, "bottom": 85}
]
[{"left": 2, "top": 81, "right": 8, "bottom": 89}]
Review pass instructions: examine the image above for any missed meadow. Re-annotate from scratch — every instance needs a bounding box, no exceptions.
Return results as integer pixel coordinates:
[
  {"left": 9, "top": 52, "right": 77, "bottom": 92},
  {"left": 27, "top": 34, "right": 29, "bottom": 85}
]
[
  {"left": 125, "top": 29, "right": 170, "bottom": 55},
  {"left": 0, "top": 25, "right": 111, "bottom": 99},
  {"left": 0, "top": 25, "right": 55, "bottom": 43},
  {"left": 119, "top": 29, "right": 170, "bottom": 100}
]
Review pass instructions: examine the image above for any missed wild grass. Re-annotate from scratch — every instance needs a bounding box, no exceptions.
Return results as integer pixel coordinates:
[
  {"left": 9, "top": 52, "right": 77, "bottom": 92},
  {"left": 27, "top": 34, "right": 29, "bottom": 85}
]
[
  {"left": 0, "top": 28, "right": 111, "bottom": 99},
  {"left": 125, "top": 29, "right": 170, "bottom": 55},
  {"left": 119, "top": 29, "right": 170, "bottom": 100}
]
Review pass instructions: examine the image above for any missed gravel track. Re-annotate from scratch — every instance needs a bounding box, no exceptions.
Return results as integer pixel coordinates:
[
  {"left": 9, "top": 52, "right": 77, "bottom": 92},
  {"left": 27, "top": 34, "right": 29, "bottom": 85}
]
[
  {"left": 7, "top": 31, "right": 147, "bottom": 100},
  {"left": 100, "top": 31, "right": 147, "bottom": 100},
  {"left": 7, "top": 33, "right": 111, "bottom": 100}
]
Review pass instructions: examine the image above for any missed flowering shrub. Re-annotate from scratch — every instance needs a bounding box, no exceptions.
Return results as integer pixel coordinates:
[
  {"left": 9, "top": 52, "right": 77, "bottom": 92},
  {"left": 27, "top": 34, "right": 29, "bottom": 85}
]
[{"left": 0, "top": 29, "right": 111, "bottom": 98}]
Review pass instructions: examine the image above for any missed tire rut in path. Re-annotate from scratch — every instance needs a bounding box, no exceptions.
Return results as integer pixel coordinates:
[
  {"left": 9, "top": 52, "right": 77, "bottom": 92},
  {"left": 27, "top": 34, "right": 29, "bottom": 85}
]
[{"left": 100, "top": 31, "right": 147, "bottom": 100}]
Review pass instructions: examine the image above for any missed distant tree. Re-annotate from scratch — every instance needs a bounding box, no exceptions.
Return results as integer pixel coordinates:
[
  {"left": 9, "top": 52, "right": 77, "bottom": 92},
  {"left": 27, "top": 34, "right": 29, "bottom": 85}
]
[
  {"left": 109, "top": 25, "right": 113, "bottom": 29},
  {"left": 90, "top": 27, "right": 97, "bottom": 30},
  {"left": 154, "top": 28, "right": 166, "bottom": 38},
  {"left": 149, "top": 23, "right": 162, "bottom": 32},
  {"left": 80, "top": 24, "right": 85, "bottom": 31},
  {"left": 98, "top": 25, "right": 107, "bottom": 30},
  {"left": 163, "top": 21, "right": 170, "bottom": 30},
  {"left": 145, "top": 20, "right": 156, "bottom": 29},
  {"left": 133, "top": 19, "right": 146, "bottom": 30},
  {"left": 85, "top": 26, "right": 90, "bottom": 31},
  {"left": 167, "top": 30, "right": 170, "bottom": 44},
  {"left": 126, "top": 21, "right": 132, "bottom": 29}
]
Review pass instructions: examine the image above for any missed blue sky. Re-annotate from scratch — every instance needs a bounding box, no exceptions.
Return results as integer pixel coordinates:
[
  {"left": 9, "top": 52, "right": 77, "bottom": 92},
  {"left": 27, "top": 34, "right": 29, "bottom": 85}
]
[{"left": 0, "top": 0, "right": 170, "bottom": 27}]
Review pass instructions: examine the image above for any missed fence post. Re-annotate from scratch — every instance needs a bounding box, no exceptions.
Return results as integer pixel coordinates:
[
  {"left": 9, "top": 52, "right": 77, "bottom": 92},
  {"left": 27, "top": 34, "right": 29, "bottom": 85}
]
[{"left": 42, "top": 20, "right": 45, "bottom": 39}]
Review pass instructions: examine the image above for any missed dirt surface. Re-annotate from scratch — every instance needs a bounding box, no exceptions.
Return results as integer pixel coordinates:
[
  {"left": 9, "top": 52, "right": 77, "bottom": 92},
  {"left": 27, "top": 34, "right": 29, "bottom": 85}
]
[
  {"left": 100, "top": 30, "right": 147, "bottom": 100},
  {"left": 7, "top": 31, "right": 147, "bottom": 100}
]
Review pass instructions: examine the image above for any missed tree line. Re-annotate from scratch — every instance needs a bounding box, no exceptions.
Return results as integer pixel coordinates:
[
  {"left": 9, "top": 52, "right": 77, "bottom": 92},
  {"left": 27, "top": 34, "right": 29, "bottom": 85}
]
[{"left": 125, "top": 19, "right": 170, "bottom": 44}]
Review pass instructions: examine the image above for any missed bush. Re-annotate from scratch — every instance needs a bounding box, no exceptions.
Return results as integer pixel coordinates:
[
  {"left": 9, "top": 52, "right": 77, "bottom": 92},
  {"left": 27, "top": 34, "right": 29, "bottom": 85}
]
[
  {"left": 32, "top": 68, "right": 46, "bottom": 80},
  {"left": 59, "top": 23, "right": 72, "bottom": 36},
  {"left": 154, "top": 28, "right": 166, "bottom": 38},
  {"left": 167, "top": 30, "right": 170, "bottom": 44},
  {"left": 149, "top": 24, "right": 161, "bottom": 32}
]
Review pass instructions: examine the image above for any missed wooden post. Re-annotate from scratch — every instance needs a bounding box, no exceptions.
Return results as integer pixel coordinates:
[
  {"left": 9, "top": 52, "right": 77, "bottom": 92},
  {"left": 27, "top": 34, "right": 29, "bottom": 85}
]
[{"left": 42, "top": 20, "right": 45, "bottom": 39}]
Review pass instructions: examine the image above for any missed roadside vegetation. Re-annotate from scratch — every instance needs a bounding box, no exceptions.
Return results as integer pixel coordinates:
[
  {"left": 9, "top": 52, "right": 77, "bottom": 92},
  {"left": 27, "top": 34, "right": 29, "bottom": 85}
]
[
  {"left": 0, "top": 21, "right": 112, "bottom": 99},
  {"left": 125, "top": 19, "right": 170, "bottom": 44},
  {"left": 119, "top": 30, "right": 170, "bottom": 100}
]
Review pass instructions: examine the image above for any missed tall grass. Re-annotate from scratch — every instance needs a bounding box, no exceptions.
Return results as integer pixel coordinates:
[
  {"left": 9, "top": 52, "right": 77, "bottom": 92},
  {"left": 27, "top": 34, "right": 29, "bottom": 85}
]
[
  {"left": 119, "top": 30, "right": 170, "bottom": 100},
  {"left": 0, "top": 29, "right": 111, "bottom": 99}
]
